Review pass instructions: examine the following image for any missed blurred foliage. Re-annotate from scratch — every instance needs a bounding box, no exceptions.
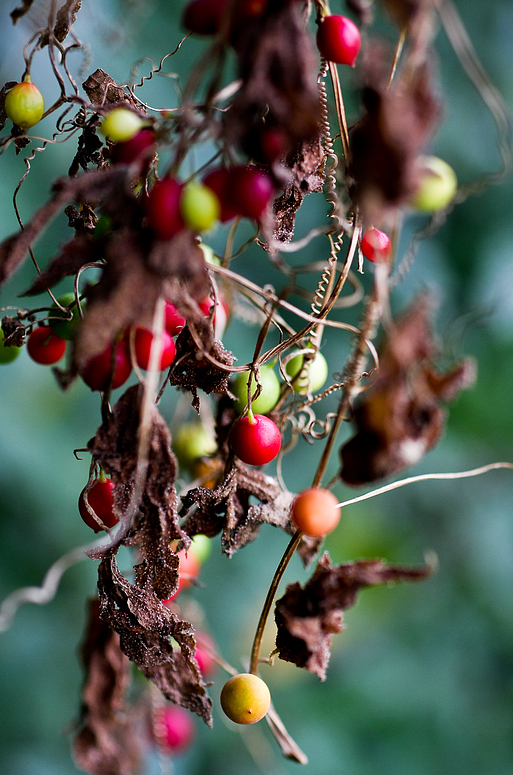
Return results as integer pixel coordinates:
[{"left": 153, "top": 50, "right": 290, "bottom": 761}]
[{"left": 1, "top": 1, "right": 513, "bottom": 774}]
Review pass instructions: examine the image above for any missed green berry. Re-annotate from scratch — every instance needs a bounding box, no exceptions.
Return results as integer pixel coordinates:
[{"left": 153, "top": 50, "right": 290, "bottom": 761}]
[
  {"left": 0, "top": 326, "right": 22, "bottom": 364},
  {"left": 231, "top": 365, "right": 281, "bottom": 415},
  {"left": 180, "top": 182, "right": 220, "bottom": 232},
  {"left": 5, "top": 79, "right": 45, "bottom": 130},
  {"left": 220, "top": 673, "right": 271, "bottom": 725},
  {"left": 100, "top": 108, "right": 145, "bottom": 143},
  {"left": 49, "top": 293, "right": 82, "bottom": 341},
  {"left": 410, "top": 156, "right": 457, "bottom": 212},
  {"left": 172, "top": 423, "right": 217, "bottom": 472},
  {"left": 285, "top": 350, "right": 328, "bottom": 394}
]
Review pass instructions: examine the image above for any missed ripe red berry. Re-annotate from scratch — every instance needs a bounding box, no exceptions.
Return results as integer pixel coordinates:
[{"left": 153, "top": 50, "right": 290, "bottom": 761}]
[
  {"left": 27, "top": 326, "right": 66, "bottom": 365},
  {"left": 230, "top": 414, "right": 282, "bottom": 466},
  {"left": 194, "top": 633, "right": 217, "bottom": 677},
  {"left": 316, "top": 15, "right": 361, "bottom": 66},
  {"left": 133, "top": 327, "right": 176, "bottom": 371},
  {"left": 198, "top": 294, "right": 229, "bottom": 338},
  {"left": 154, "top": 705, "right": 195, "bottom": 754},
  {"left": 79, "top": 478, "right": 117, "bottom": 532},
  {"left": 203, "top": 168, "right": 238, "bottom": 222},
  {"left": 164, "top": 300, "right": 186, "bottom": 336},
  {"left": 361, "top": 227, "right": 392, "bottom": 263},
  {"left": 111, "top": 128, "right": 156, "bottom": 165},
  {"left": 80, "top": 340, "right": 132, "bottom": 391},
  {"left": 146, "top": 177, "right": 184, "bottom": 240},
  {"left": 231, "top": 166, "right": 274, "bottom": 220},
  {"left": 291, "top": 487, "right": 340, "bottom": 537},
  {"left": 162, "top": 549, "right": 201, "bottom": 603}
]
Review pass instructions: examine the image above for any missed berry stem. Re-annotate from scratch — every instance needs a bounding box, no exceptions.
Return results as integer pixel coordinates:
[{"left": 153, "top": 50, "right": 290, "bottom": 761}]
[{"left": 249, "top": 530, "right": 302, "bottom": 676}]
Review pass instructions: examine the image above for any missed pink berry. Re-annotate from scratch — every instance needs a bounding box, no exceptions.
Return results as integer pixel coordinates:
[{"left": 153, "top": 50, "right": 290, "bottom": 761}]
[
  {"left": 154, "top": 705, "right": 195, "bottom": 754},
  {"left": 203, "top": 168, "right": 238, "bottom": 222},
  {"left": 231, "top": 166, "right": 274, "bottom": 220},
  {"left": 316, "top": 15, "right": 361, "bottom": 66},
  {"left": 164, "top": 300, "right": 186, "bottom": 336},
  {"left": 80, "top": 340, "right": 132, "bottom": 391},
  {"left": 361, "top": 227, "right": 392, "bottom": 263},
  {"left": 195, "top": 633, "right": 217, "bottom": 677},
  {"left": 198, "top": 295, "right": 229, "bottom": 338},
  {"left": 27, "top": 326, "right": 66, "bottom": 365},
  {"left": 111, "top": 129, "right": 156, "bottom": 165},
  {"left": 146, "top": 177, "right": 184, "bottom": 240},
  {"left": 79, "top": 478, "right": 118, "bottom": 532},
  {"left": 133, "top": 327, "right": 176, "bottom": 371},
  {"left": 230, "top": 414, "right": 282, "bottom": 466}
]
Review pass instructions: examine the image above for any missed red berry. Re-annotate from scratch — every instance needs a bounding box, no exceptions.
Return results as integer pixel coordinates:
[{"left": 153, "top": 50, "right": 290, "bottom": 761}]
[
  {"left": 154, "top": 705, "right": 195, "bottom": 754},
  {"left": 230, "top": 414, "right": 282, "bottom": 466},
  {"left": 80, "top": 340, "right": 132, "bottom": 391},
  {"left": 27, "top": 326, "right": 66, "bottom": 365},
  {"left": 182, "top": 0, "right": 229, "bottom": 35},
  {"left": 198, "top": 295, "right": 229, "bottom": 338},
  {"left": 290, "top": 487, "right": 340, "bottom": 537},
  {"left": 146, "top": 177, "right": 184, "bottom": 240},
  {"left": 133, "top": 327, "right": 176, "bottom": 371},
  {"left": 203, "top": 168, "right": 238, "bottom": 222},
  {"left": 194, "top": 633, "right": 217, "bottom": 677},
  {"left": 111, "top": 129, "right": 156, "bottom": 165},
  {"left": 231, "top": 166, "right": 274, "bottom": 220},
  {"left": 316, "top": 15, "right": 361, "bottom": 66},
  {"left": 361, "top": 227, "right": 392, "bottom": 263},
  {"left": 164, "top": 300, "right": 186, "bottom": 336},
  {"left": 79, "top": 478, "right": 117, "bottom": 532}
]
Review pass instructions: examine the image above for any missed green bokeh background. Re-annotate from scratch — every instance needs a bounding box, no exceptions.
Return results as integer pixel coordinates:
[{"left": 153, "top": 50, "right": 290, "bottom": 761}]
[{"left": 1, "top": 1, "right": 513, "bottom": 774}]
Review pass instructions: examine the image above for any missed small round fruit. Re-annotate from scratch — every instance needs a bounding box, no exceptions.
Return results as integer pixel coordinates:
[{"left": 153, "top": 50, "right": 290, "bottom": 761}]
[
  {"left": 190, "top": 534, "right": 212, "bottom": 563},
  {"left": 285, "top": 350, "right": 328, "bottom": 394},
  {"left": 361, "top": 227, "right": 392, "bottom": 263},
  {"left": 203, "top": 168, "right": 238, "bottom": 222},
  {"left": 100, "top": 108, "right": 145, "bottom": 143},
  {"left": 133, "top": 327, "right": 176, "bottom": 371},
  {"left": 182, "top": 0, "right": 229, "bottom": 35},
  {"left": 230, "top": 414, "right": 281, "bottom": 466},
  {"left": 146, "top": 177, "right": 184, "bottom": 240},
  {"left": 111, "top": 128, "right": 156, "bottom": 164},
  {"left": 231, "top": 166, "right": 273, "bottom": 220},
  {"left": 291, "top": 487, "right": 340, "bottom": 537},
  {"left": 80, "top": 340, "right": 132, "bottom": 391},
  {"left": 231, "top": 366, "right": 281, "bottom": 415},
  {"left": 155, "top": 705, "right": 195, "bottom": 754},
  {"left": 179, "top": 181, "right": 220, "bottom": 232},
  {"left": 0, "top": 327, "right": 21, "bottom": 364},
  {"left": 172, "top": 423, "right": 217, "bottom": 472},
  {"left": 220, "top": 673, "right": 271, "bottom": 725},
  {"left": 5, "top": 80, "right": 45, "bottom": 130},
  {"left": 49, "top": 292, "right": 82, "bottom": 341},
  {"left": 410, "top": 156, "right": 457, "bottom": 212},
  {"left": 198, "top": 295, "right": 229, "bottom": 339},
  {"left": 194, "top": 632, "right": 216, "bottom": 677},
  {"left": 164, "top": 300, "right": 186, "bottom": 336},
  {"left": 316, "top": 15, "right": 361, "bottom": 66},
  {"left": 27, "top": 326, "right": 66, "bottom": 365},
  {"left": 162, "top": 549, "right": 201, "bottom": 603},
  {"left": 79, "top": 477, "right": 117, "bottom": 532}
]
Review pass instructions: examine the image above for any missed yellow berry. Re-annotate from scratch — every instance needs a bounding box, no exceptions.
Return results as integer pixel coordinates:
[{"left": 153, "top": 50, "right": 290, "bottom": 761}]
[
  {"left": 5, "top": 80, "right": 45, "bottom": 130},
  {"left": 220, "top": 673, "right": 271, "bottom": 725},
  {"left": 100, "top": 108, "right": 145, "bottom": 142}
]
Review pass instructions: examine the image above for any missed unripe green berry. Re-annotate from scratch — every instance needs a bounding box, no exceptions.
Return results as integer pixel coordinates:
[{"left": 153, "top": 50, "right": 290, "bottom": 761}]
[
  {"left": 180, "top": 182, "right": 220, "bottom": 232},
  {"left": 0, "top": 326, "right": 22, "bottom": 364},
  {"left": 5, "top": 80, "right": 45, "bottom": 130},
  {"left": 231, "top": 365, "right": 280, "bottom": 415},
  {"left": 285, "top": 350, "right": 328, "bottom": 394},
  {"left": 49, "top": 293, "right": 82, "bottom": 341},
  {"left": 100, "top": 108, "right": 145, "bottom": 143},
  {"left": 220, "top": 673, "right": 271, "bottom": 725},
  {"left": 410, "top": 156, "right": 457, "bottom": 213}
]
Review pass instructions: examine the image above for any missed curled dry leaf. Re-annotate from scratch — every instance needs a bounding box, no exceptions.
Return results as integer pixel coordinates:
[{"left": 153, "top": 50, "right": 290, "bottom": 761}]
[
  {"left": 73, "top": 598, "right": 142, "bottom": 775},
  {"left": 275, "top": 553, "right": 434, "bottom": 680},
  {"left": 339, "top": 295, "right": 476, "bottom": 486},
  {"left": 98, "top": 557, "right": 212, "bottom": 725},
  {"left": 40, "top": 0, "right": 83, "bottom": 46},
  {"left": 225, "top": 0, "right": 321, "bottom": 162}
]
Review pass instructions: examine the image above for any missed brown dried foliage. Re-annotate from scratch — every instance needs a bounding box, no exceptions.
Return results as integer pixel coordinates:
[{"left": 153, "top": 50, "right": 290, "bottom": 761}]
[{"left": 275, "top": 553, "right": 434, "bottom": 680}]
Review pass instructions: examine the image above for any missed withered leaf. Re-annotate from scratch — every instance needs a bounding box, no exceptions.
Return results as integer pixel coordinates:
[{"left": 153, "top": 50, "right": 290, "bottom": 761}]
[
  {"left": 73, "top": 598, "right": 142, "bottom": 775},
  {"left": 181, "top": 461, "right": 296, "bottom": 557},
  {"left": 272, "top": 136, "right": 327, "bottom": 246},
  {"left": 98, "top": 557, "right": 212, "bottom": 725},
  {"left": 275, "top": 553, "right": 434, "bottom": 680},
  {"left": 40, "top": 0, "right": 82, "bottom": 46},
  {"left": 1, "top": 315, "right": 26, "bottom": 346},
  {"left": 225, "top": 1, "right": 320, "bottom": 162},
  {"left": 350, "top": 55, "right": 441, "bottom": 226},
  {"left": 22, "top": 233, "right": 98, "bottom": 296},
  {"left": 0, "top": 81, "right": 17, "bottom": 132},
  {"left": 83, "top": 69, "right": 139, "bottom": 108},
  {"left": 10, "top": 0, "right": 34, "bottom": 23},
  {"left": 87, "top": 386, "right": 184, "bottom": 590},
  {"left": 340, "top": 295, "right": 476, "bottom": 486},
  {"left": 69, "top": 123, "right": 105, "bottom": 176}
]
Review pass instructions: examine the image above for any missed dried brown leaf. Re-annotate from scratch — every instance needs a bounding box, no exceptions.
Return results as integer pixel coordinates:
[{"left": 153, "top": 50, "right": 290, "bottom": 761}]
[
  {"left": 40, "top": 0, "right": 82, "bottom": 46},
  {"left": 275, "top": 553, "right": 434, "bottom": 679}
]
